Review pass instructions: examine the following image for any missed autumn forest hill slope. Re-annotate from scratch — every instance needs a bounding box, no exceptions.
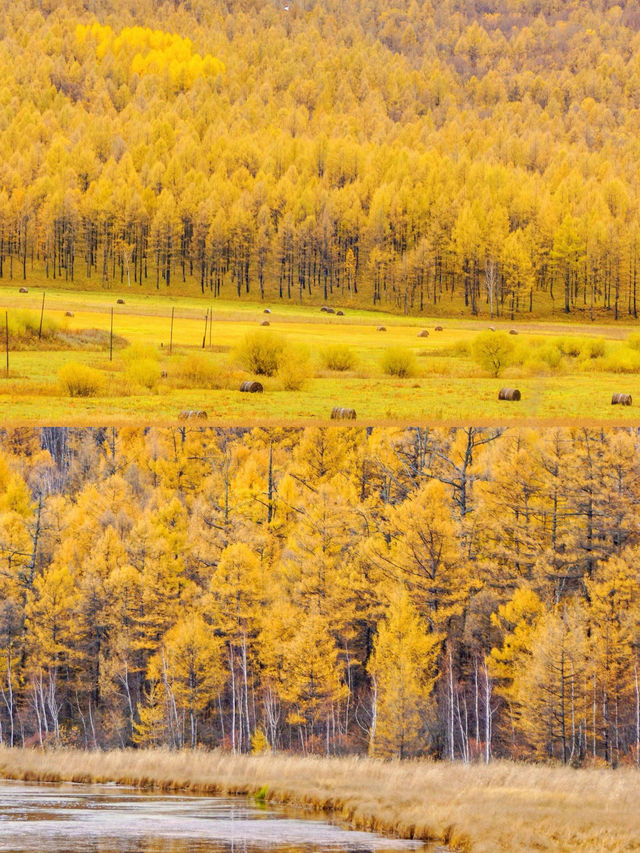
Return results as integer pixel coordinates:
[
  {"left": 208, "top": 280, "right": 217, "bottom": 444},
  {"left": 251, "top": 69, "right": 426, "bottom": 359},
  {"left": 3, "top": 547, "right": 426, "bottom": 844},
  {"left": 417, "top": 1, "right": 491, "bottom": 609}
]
[{"left": 2, "top": 1, "right": 640, "bottom": 318}]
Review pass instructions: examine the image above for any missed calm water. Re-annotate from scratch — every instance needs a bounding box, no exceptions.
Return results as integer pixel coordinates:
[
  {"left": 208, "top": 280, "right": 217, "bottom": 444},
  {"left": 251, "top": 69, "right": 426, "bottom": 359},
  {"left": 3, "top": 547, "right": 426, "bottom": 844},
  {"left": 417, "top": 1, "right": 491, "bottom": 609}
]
[{"left": 0, "top": 782, "right": 428, "bottom": 853}]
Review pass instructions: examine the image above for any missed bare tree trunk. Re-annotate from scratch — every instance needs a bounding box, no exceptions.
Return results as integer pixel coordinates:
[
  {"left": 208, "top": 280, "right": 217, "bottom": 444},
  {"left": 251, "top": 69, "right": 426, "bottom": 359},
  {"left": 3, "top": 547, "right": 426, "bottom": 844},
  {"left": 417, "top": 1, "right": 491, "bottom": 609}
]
[
  {"left": 0, "top": 654, "right": 14, "bottom": 747},
  {"left": 264, "top": 686, "right": 279, "bottom": 751},
  {"left": 485, "top": 258, "right": 497, "bottom": 318},
  {"left": 448, "top": 646, "right": 455, "bottom": 760},
  {"left": 229, "top": 645, "right": 236, "bottom": 754},
  {"left": 483, "top": 661, "right": 492, "bottom": 764},
  {"left": 242, "top": 636, "right": 251, "bottom": 751},
  {"left": 369, "top": 676, "right": 377, "bottom": 756},
  {"left": 45, "top": 670, "right": 60, "bottom": 745},
  {"left": 474, "top": 659, "right": 480, "bottom": 760}
]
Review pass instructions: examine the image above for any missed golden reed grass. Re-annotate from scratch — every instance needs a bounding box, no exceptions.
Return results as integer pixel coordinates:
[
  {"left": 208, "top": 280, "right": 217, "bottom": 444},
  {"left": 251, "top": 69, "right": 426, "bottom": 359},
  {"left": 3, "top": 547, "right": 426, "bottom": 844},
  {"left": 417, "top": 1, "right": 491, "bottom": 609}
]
[{"left": 0, "top": 749, "right": 639, "bottom": 852}]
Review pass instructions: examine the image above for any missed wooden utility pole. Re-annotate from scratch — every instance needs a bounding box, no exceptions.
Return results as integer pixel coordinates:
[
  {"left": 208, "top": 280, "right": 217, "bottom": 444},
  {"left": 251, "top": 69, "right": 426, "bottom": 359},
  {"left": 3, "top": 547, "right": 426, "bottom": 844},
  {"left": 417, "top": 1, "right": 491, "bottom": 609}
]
[
  {"left": 109, "top": 307, "right": 114, "bottom": 361},
  {"left": 169, "top": 306, "right": 175, "bottom": 354},
  {"left": 38, "top": 292, "right": 45, "bottom": 339},
  {"left": 202, "top": 308, "right": 208, "bottom": 348},
  {"left": 4, "top": 311, "right": 8, "bottom": 378}
]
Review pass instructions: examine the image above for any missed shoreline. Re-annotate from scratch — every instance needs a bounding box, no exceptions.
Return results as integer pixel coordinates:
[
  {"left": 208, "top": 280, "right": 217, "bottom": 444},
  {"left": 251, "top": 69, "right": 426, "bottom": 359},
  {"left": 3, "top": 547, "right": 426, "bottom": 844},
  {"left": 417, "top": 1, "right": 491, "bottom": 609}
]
[{"left": 0, "top": 749, "right": 639, "bottom": 852}]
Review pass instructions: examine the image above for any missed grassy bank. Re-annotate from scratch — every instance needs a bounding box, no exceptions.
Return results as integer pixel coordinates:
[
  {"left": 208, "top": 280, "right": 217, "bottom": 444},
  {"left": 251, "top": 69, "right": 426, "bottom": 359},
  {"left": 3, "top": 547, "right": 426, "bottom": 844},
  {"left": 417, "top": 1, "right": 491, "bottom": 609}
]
[{"left": 0, "top": 749, "right": 638, "bottom": 852}]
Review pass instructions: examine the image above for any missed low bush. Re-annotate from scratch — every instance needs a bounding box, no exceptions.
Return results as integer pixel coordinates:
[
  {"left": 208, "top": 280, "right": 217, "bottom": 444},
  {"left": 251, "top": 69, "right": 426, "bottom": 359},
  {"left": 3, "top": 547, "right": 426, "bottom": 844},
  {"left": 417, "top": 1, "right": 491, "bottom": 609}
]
[
  {"left": 7, "top": 310, "right": 60, "bottom": 342},
  {"left": 557, "top": 336, "right": 583, "bottom": 358},
  {"left": 174, "top": 354, "right": 222, "bottom": 388},
  {"left": 126, "top": 358, "right": 161, "bottom": 391},
  {"left": 120, "top": 342, "right": 160, "bottom": 364},
  {"left": 578, "top": 337, "right": 606, "bottom": 359},
  {"left": 518, "top": 357, "right": 560, "bottom": 377},
  {"left": 597, "top": 346, "right": 640, "bottom": 373},
  {"left": 278, "top": 347, "right": 311, "bottom": 390},
  {"left": 471, "top": 332, "right": 514, "bottom": 377},
  {"left": 537, "top": 342, "right": 563, "bottom": 369},
  {"left": 380, "top": 347, "right": 416, "bottom": 377},
  {"left": 557, "top": 335, "right": 605, "bottom": 360},
  {"left": 58, "top": 362, "right": 104, "bottom": 397},
  {"left": 236, "top": 331, "right": 286, "bottom": 376},
  {"left": 321, "top": 345, "right": 357, "bottom": 371}
]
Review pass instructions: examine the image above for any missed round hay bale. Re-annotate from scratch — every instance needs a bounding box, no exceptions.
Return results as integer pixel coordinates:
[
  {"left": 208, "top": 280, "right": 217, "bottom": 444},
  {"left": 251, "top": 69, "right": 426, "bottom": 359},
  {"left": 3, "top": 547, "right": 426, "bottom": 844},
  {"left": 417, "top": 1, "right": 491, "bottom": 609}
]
[
  {"left": 320, "top": 306, "right": 329, "bottom": 313},
  {"left": 509, "top": 329, "right": 518, "bottom": 335},
  {"left": 264, "top": 308, "right": 271, "bottom": 314},
  {"left": 612, "top": 392, "right": 632, "bottom": 406},
  {"left": 488, "top": 326, "right": 495, "bottom": 331},
  {"left": 336, "top": 310, "right": 344, "bottom": 316},
  {"left": 116, "top": 298, "right": 125, "bottom": 305},
  {"left": 261, "top": 320, "right": 270, "bottom": 326},
  {"left": 418, "top": 330, "right": 429, "bottom": 338},
  {"left": 498, "top": 387, "right": 521, "bottom": 401},
  {"left": 65, "top": 311, "right": 74, "bottom": 317},
  {"left": 179, "top": 410, "right": 208, "bottom": 420},
  {"left": 18, "top": 287, "right": 28, "bottom": 293},
  {"left": 240, "top": 381, "right": 263, "bottom": 393},
  {"left": 377, "top": 326, "right": 386, "bottom": 332},
  {"left": 325, "top": 307, "right": 335, "bottom": 314},
  {"left": 331, "top": 406, "right": 356, "bottom": 419},
  {"left": 434, "top": 325, "right": 443, "bottom": 331}
]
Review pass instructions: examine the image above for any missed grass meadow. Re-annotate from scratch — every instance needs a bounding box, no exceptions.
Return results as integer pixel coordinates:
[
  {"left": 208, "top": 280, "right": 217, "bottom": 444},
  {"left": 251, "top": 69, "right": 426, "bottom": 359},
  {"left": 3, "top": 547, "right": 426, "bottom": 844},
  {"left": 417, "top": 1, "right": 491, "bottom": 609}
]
[
  {"left": 2, "top": 284, "right": 640, "bottom": 424},
  {"left": 0, "top": 748, "right": 639, "bottom": 852}
]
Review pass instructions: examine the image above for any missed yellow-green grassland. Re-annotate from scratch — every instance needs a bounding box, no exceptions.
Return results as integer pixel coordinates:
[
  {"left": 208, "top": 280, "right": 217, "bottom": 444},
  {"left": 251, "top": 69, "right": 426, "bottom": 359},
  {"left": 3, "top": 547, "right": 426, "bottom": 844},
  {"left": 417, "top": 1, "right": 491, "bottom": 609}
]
[{"left": 2, "top": 286, "right": 640, "bottom": 424}]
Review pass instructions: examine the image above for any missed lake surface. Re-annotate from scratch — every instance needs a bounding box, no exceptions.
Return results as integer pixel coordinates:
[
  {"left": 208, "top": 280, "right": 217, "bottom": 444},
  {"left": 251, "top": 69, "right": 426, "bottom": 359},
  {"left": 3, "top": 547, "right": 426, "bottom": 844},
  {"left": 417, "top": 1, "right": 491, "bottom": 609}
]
[{"left": 0, "top": 781, "right": 428, "bottom": 853}]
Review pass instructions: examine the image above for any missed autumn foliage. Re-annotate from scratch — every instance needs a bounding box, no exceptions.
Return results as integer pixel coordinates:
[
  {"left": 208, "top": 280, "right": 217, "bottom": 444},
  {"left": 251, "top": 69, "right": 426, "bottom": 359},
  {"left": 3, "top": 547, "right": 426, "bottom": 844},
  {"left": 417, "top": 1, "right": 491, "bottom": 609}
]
[
  {"left": 2, "top": 1, "right": 640, "bottom": 317},
  {"left": 0, "top": 426, "right": 640, "bottom": 767}
]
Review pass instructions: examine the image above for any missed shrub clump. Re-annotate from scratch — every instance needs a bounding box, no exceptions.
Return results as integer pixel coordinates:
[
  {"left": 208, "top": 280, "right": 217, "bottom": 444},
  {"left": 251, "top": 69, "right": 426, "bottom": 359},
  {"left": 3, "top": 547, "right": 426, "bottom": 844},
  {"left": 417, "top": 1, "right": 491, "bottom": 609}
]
[
  {"left": 278, "top": 347, "right": 311, "bottom": 390},
  {"left": 236, "top": 331, "right": 287, "bottom": 376},
  {"left": 537, "top": 342, "right": 563, "bottom": 369},
  {"left": 578, "top": 337, "right": 606, "bottom": 360},
  {"left": 598, "top": 346, "right": 640, "bottom": 373},
  {"left": 120, "top": 342, "right": 160, "bottom": 365},
  {"left": 321, "top": 345, "right": 357, "bottom": 371},
  {"left": 380, "top": 347, "right": 416, "bottom": 377},
  {"left": 7, "top": 310, "right": 60, "bottom": 344},
  {"left": 58, "top": 362, "right": 104, "bottom": 397},
  {"left": 175, "top": 354, "right": 223, "bottom": 388},
  {"left": 126, "top": 358, "right": 161, "bottom": 391},
  {"left": 557, "top": 335, "right": 605, "bottom": 360},
  {"left": 471, "top": 331, "right": 514, "bottom": 377},
  {"left": 556, "top": 336, "right": 583, "bottom": 358},
  {"left": 627, "top": 333, "right": 640, "bottom": 351},
  {"left": 514, "top": 340, "right": 564, "bottom": 374}
]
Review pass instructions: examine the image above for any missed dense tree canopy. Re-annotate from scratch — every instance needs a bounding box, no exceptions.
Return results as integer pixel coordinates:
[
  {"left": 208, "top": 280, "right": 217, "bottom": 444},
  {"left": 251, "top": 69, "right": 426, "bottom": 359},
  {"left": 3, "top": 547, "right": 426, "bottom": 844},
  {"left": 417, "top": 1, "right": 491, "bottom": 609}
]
[
  {"left": 2, "top": 1, "right": 640, "bottom": 317},
  {"left": 1, "top": 425, "right": 640, "bottom": 765}
]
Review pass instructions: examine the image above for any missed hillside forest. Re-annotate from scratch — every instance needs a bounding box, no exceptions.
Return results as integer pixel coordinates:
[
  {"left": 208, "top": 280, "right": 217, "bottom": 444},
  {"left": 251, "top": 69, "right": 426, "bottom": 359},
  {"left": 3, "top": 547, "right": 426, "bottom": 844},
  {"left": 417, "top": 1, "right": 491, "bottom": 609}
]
[
  {"left": 1, "top": 426, "right": 640, "bottom": 766},
  {"left": 3, "top": 0, "right": 640, "bottom": 318}
]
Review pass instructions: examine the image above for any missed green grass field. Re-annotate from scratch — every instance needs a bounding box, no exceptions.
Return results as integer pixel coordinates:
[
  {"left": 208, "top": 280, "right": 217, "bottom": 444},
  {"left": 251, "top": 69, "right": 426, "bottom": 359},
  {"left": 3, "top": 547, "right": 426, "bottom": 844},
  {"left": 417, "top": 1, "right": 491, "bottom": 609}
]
[{"left": 1, "top": 284, "right": 640, "bottom": 425}]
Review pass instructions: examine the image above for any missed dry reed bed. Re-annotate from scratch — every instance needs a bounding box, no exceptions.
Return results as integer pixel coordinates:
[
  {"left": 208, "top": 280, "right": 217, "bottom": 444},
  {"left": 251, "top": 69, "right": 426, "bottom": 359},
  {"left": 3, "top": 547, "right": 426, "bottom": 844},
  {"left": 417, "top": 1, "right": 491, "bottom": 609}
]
[{"left": 0, "top": 749, "right": 638, "bottom": 852}]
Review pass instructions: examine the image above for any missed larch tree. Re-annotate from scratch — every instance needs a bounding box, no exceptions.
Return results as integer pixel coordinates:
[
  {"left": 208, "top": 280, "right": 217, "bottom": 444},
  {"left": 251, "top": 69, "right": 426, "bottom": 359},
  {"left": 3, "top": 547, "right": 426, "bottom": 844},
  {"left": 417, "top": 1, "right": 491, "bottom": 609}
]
[{"left": 368, "top": 587, "right": 441, "bottom": 759}]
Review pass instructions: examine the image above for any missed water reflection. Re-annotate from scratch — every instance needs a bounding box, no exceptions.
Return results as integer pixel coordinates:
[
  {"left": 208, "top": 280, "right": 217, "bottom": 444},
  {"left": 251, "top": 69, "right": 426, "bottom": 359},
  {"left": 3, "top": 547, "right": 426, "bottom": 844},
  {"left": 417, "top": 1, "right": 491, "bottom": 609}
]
[{"left": 0, "top": 782, "right": 423, "bottom": 853}]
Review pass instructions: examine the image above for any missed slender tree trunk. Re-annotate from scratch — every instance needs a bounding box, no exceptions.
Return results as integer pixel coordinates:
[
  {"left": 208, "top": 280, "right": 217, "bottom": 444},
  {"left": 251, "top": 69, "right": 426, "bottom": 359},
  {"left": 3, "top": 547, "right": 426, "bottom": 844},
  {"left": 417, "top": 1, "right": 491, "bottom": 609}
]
[
  {"left": 229, "top": 645, "right": 236, "bottom": 753},
  {"left": 483, "top": 661, "right": 492, "bottom": 764}
]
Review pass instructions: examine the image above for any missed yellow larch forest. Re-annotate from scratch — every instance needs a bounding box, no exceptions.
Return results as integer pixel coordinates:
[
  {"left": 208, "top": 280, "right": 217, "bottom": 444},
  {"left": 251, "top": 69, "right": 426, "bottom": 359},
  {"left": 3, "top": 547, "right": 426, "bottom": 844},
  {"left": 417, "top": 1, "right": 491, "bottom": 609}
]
[
  {"left": 1, "top": 0, "right": 640, "bottom": 318},
  {"left": 1, "top": 425, "right": 640, "bottom": 767}
]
